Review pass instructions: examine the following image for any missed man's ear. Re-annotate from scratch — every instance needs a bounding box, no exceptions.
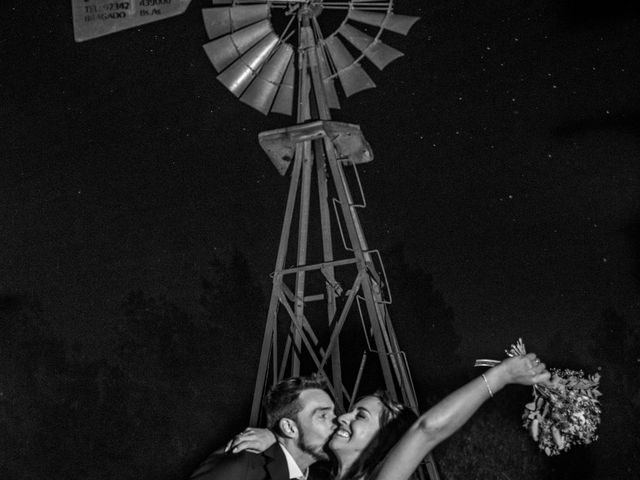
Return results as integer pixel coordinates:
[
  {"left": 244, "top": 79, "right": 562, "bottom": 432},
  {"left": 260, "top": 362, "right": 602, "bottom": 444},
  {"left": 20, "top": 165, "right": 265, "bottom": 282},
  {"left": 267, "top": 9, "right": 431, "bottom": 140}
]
[{"left": 278, "top": 418, "right": 298, "bottom": 439}]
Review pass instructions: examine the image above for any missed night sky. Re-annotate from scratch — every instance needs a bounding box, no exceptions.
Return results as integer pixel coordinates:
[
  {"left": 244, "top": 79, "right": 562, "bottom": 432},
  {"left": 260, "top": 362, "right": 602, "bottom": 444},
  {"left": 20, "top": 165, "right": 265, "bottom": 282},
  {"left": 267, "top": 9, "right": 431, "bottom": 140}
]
[
  {"left": 2, "top": 1, "right": 640, "bottom": 476},
  {"left": 4, "top": 1, "right": 639, "bottom": 356}
]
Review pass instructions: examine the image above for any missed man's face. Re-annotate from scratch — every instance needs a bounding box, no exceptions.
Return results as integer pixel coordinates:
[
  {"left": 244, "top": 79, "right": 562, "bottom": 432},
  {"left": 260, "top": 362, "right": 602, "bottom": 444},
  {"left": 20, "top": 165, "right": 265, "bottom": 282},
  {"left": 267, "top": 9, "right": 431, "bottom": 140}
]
[{"left": 294, "top": 388, "right": 336, "bottom": 461}]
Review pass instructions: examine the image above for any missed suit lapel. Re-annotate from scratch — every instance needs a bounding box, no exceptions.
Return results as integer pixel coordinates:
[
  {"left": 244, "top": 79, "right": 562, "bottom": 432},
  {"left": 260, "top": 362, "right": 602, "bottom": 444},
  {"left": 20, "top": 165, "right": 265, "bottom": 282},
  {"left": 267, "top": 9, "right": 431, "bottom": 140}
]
[{"left": 265, "top": 443, "right": 290, "bottom": 480}]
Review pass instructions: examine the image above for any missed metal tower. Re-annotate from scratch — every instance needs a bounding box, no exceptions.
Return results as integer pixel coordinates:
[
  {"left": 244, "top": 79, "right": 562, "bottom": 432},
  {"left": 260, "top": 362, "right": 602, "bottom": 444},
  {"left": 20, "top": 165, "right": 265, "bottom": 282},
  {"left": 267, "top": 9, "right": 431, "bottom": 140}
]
[{"left": 201, "top": 2, "right": 439, "bottom": 479}]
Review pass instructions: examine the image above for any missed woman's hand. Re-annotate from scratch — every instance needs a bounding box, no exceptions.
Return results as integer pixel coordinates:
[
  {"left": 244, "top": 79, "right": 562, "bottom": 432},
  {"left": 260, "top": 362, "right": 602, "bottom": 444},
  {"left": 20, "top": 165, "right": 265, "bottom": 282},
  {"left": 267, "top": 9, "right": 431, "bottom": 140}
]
[
  {"left": 224, "top": 428, "right": 276, "bottom": 454},
  {"left": 497, "top": 353, "right": 551, "bottom": 387}
]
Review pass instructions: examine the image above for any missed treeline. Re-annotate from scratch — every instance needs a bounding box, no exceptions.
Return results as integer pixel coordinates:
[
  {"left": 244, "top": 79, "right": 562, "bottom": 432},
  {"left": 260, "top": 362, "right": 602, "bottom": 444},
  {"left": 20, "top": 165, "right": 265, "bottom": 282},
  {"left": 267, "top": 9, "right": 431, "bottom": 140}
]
[
  {"left": 0, "top": 251, "right": 264, "bottom": 480},
  {"left": 0, "top": 247, "right": 638, "bottom": 479},
  {"left": 436, "top": 306, "right": 640, "bottom": 480}
]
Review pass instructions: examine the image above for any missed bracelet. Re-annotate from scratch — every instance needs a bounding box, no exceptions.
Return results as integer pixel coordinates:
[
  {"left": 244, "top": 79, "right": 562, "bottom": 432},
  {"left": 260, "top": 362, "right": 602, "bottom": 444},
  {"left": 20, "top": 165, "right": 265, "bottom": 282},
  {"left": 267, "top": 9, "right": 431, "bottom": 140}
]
[{"left": 481, "top": 373, "right": 494, "bottom": 398}]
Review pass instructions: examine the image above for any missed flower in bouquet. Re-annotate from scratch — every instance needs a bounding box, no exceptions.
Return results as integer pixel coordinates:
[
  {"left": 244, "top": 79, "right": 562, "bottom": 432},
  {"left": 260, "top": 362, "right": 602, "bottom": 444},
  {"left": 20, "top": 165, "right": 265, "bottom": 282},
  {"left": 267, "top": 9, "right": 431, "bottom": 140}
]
[
  {"left": 476, "top": 338, "right": 602, "bottom": 456},
  {"left": 523, "top": 368, "right": 602, "bottom": 456}
]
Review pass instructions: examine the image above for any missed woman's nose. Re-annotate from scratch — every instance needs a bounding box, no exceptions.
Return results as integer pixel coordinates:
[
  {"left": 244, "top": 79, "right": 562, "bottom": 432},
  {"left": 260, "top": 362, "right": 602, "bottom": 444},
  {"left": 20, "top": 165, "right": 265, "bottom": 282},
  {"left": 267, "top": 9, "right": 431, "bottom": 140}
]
[{"left": 337, "top": 413, "right": 350, "bottom": 426}]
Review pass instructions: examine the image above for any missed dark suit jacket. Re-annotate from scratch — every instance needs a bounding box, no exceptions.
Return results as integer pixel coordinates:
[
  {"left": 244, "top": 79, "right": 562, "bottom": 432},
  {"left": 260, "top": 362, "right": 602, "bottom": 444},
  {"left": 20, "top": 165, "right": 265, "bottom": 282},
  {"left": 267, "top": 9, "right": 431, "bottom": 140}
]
[{"left": 190, "top": 443, "right": 290, "bottom": 480}]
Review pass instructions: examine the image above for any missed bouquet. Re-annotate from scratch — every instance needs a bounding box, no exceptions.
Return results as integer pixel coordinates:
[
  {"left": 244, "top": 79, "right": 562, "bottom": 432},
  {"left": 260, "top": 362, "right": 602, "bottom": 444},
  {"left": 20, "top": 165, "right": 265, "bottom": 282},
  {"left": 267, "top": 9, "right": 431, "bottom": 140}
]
[{"left": 476, "top": 338, "right": 602, "bottom": 456}]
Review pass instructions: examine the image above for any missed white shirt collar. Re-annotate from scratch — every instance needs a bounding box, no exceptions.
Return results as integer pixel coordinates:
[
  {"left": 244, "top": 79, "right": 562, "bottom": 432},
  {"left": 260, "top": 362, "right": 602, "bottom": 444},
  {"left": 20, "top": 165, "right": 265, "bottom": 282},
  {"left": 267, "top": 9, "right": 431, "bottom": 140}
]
[{"left": 278, "top": 443, "right": 307, "bottom": 480}]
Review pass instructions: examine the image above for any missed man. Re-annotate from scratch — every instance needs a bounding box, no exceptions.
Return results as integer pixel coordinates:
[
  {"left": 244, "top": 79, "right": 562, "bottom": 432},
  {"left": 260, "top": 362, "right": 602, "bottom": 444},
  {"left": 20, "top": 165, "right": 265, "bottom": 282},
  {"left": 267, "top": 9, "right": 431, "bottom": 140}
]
[{"left": 190, "top": 375, "right": 336, "bottom": 480}]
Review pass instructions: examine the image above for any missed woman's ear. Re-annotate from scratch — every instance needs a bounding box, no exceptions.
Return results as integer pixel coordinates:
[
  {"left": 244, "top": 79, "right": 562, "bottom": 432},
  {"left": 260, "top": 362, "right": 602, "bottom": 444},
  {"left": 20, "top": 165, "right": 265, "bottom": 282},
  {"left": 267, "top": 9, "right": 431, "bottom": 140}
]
[{"left": 278, "top": 418, "right": 298, "bottom": 439}]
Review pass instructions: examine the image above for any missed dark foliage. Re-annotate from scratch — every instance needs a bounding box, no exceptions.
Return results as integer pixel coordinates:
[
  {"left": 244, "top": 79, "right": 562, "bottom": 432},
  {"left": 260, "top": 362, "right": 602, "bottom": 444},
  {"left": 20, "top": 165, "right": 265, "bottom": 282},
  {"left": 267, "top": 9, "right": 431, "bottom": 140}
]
[
  {"left": 2, "top": 256, "right": 640, "bottom": 479},
  {"left": 382, "top": 243, "right": 462, "bottom": 390},
  {"left": 585, "top": 307, "right": 640, "bottom": 478},
  {"left": 0, "top": 251, "right": 265, "bottom": 480}
]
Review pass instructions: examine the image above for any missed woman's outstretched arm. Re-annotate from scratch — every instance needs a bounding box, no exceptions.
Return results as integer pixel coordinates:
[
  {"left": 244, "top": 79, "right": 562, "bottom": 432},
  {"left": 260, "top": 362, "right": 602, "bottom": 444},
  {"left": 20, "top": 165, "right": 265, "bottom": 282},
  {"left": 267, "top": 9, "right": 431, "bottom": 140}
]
[{"left": 372, "top": 353, "right": 550, "bottom": 480}]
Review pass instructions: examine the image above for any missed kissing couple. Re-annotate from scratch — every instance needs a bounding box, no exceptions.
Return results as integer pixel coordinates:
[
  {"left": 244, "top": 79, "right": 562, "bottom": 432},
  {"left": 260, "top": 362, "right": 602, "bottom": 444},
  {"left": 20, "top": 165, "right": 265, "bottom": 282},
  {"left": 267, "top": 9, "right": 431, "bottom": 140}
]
[{"left": 191, "top": 353, "right": 549, "bottom": 480}]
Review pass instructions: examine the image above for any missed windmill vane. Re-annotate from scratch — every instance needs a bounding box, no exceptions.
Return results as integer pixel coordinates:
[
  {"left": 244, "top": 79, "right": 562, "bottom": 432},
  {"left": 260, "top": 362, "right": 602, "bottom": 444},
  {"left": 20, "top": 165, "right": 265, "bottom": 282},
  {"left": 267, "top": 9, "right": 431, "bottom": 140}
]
[{"left": 201, "top": 0, "right": 419, "bottom": 116}]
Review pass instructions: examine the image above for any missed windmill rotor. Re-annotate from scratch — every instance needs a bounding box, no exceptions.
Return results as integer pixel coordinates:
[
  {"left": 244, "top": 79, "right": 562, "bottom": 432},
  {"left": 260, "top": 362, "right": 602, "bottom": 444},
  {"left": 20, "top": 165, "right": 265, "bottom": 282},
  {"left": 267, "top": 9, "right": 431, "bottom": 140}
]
[{"left": 201, "top": 0, "right": 419, "bottom": 115}]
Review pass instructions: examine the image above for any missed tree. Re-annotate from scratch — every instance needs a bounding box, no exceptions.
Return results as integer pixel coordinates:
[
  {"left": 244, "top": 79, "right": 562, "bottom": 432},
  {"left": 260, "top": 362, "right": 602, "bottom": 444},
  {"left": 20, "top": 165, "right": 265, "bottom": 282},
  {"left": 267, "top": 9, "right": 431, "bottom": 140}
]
[
  {"left": 382, "top": 243, "right": 462, "bottom": 389},
  {"left": 590, "top": 306, "right": 640, "bottom": 410},
  {"left": 0, "top": 294, "right": 69, "bottom": 479},
  {"left": 588, "top": 306, "right": 640, "bottom": 479},
  {"left": 0, "top": 250, "right": 269, "bottom": 480},
  {"left": 624, "top": 210, "right": 640, "bottom": 287},
  {"left": 199, "top": 249, "right": 265, "bottom": 360}
]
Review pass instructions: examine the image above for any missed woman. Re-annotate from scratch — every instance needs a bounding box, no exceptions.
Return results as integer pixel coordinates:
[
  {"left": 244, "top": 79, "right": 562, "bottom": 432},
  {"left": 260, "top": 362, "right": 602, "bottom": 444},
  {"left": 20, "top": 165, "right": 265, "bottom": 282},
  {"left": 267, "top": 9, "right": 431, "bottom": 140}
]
[
  {"left": 328, "top": 390, "right": 417, "bottom": 479},
  {"left": 230, "top": 353, "right": 550, "bottom": 480}
]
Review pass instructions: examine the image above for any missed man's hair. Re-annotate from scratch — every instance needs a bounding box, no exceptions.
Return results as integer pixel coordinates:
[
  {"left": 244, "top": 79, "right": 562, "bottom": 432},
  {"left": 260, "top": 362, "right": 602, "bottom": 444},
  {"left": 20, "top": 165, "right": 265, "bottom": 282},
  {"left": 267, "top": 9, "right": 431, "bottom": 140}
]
[{"left": 263, "top": 374, "right": 330, "bottom": 433}]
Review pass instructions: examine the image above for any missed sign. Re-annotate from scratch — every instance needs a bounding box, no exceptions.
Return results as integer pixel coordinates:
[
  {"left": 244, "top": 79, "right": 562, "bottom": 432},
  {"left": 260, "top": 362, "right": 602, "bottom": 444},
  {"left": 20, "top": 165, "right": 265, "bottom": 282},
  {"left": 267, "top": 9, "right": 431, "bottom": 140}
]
[{"left": 71, "top": 0, "right": 192, "bottom": 42}]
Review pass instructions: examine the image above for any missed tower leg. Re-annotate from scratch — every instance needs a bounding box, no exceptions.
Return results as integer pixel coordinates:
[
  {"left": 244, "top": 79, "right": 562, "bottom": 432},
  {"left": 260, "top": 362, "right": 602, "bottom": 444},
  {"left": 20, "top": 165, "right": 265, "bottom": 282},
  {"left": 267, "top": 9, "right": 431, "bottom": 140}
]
[{"left": 251, "top": 122, "right": 440, "bottom": 479}]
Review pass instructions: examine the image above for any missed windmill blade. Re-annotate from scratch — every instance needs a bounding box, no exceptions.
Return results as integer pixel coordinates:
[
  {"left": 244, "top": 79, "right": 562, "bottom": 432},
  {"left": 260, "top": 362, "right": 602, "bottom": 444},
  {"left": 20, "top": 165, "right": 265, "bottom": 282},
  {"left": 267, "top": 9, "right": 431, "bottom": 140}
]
[
  {"left": 316, "top": 45, "right": 341, "bottom": 110},
  {"left": 240, "top": 43, "right": 294, "bottom": 115},
  {"left": 338, "top": 23, "right": 403, "bottom": 70},
  {"left": 197, "top": 0, "right": 418, "bottom": 115},
  {"left": 348, "top": 10, "right": 419, "bottom": 36},
  {"left": 203, "top": 19, "right": 272, "bottom": 72},
  {"left": 324, "top": 36, "right": 376, "bottom": 97},
  {"left": 202, "top": 4, "right": 269, "bottom": 40},
  {"left": 217, "top": 32, "right": 280, "bottom": 97},
  {"left": 271, "top": 57, "right": 295, "bottom": 116}
]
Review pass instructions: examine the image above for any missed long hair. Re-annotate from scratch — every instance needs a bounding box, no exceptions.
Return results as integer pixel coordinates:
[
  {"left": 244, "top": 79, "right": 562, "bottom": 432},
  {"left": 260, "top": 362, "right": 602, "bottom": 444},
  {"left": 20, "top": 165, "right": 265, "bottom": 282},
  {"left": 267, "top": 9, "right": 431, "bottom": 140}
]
[{"left": 343, "top": 391, "right": 418, "bottom": 479}]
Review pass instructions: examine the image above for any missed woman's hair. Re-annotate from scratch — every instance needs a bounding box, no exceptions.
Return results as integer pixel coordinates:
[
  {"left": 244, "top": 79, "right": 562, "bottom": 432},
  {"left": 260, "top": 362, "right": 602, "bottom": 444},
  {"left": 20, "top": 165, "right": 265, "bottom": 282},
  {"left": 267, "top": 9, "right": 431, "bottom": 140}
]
[{"left": 343, "top": 391, "right": 418, "bottom": 479}]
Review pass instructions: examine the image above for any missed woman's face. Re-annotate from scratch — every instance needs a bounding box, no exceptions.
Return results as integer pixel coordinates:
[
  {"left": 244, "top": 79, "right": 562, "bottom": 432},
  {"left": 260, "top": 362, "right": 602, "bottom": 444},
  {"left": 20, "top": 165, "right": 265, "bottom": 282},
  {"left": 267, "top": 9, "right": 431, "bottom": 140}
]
[{"left": 329, "top": 396, "right": 384, "bottom": 457}]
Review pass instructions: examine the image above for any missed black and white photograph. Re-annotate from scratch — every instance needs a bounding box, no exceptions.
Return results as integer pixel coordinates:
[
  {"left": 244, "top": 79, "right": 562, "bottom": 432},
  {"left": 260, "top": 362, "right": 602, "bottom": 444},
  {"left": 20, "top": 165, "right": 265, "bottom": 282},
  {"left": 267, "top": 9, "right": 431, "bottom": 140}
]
[{"left": 2, "top": 1, "right": 639, "bottom": 479}]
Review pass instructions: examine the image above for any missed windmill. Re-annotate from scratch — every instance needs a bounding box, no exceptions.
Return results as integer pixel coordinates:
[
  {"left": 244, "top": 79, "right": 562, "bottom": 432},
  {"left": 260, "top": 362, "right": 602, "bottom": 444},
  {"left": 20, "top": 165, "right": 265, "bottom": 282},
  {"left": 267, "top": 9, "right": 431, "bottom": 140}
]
[
  {"left": 72, "top": 1, "right": 439, "bottom": 478},
  {"left": 201, "top": 2, "right": 438, "bottom": 478}
]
